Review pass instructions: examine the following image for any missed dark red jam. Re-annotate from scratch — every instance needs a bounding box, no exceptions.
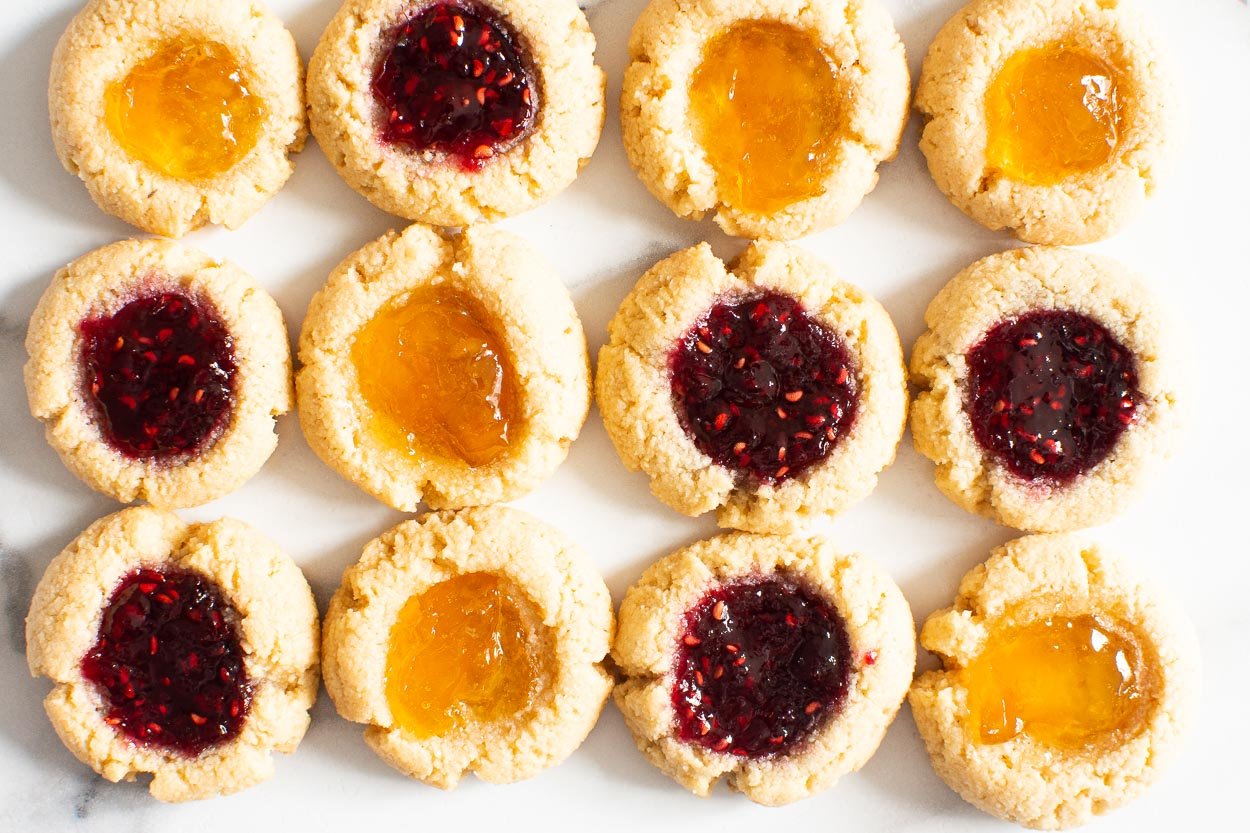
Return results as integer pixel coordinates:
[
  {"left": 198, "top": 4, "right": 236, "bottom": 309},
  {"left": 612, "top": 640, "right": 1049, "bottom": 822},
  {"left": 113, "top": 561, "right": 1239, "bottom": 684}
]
[
  {"left": 669, "top": 292, "right": 858, "bottom": 484},
  {"left": 81, "top": 568, "right": 251, "bottom": 756},
  {"left": 964, "top": 309, "right": 1138, "bottom": 483},
  {"left": 372, "top": 1, "right": 537, "bottom": 169},
  {"left": 672, "top": 576, "right": 853, "bottom": 758},
  {"left": 78, "top": 290, "right": 236, "bottom": 462}
]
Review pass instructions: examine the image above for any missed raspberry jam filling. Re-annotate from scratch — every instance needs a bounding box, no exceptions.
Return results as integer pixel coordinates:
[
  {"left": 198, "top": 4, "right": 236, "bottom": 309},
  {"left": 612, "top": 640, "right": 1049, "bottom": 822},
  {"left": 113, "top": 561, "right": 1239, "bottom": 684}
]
[
  {"left": 672, "top": 576, "right": 853, "bottom": 757},
  {"left": 669, "top": 292, "right": 858, "bottom": 484},
  {"left": 79, "top": 290, "right": 236, "bottom": 462},
  {"left": 964, "top": 309, "right": 1138, "bottom": 483},
  {"left": 81, "top": 568, "right": 251, "bottom": 756},
  {"left": 372, "top": 1, "right": 537, "bottom": 169}
]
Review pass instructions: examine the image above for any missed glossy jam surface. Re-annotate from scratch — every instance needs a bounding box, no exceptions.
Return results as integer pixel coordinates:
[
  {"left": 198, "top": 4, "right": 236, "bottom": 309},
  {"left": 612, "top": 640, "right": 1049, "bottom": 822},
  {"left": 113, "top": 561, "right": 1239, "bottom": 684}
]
[
  {"left": 81, "top": 568, "right": 251, "bottom": 755},
  {"left": 79, "top": 291, "right": 236, "bottom": 462},
  {"left": 964, "top": 309, "right": 1137, "bottom": 484},
  {"left": 985, "top": 44, "right": 1123, "bottom": 186},
  {"left": 963, "top": 613, "right": 1152, "bottom": 749},
  {"left": 689, "top": 20, "right": 845, "bottom": 214},
  {"left": 372, "top": 1, "right": 536, "bottom": 169},
  {"left": 385, "top": 572, "right": 543, "bottom": 739},
  {"left": 105, "top": 38, "right": 264, "bottom": 181},
  {"left": 672, "top": 577, "right": 853, "bottom": 757},
  {"left": 669, "top": 292, "right": 858, "bottom": 484},
  {"left": 352, "top": 285, "right": 516, "bottom": 467}
]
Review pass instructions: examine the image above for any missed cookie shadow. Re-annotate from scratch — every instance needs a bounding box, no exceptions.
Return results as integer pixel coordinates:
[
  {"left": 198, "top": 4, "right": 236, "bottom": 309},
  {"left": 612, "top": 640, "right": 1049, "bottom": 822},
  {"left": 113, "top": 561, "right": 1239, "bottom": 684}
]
[
  {"left": 0, "top": 514, "right": 123, "bottom": 786},
  {"left": 0, "top": 10, "right": 134, "bottom": 233},
  {"left": 0, "top": 271, "right": 128, "bottom": 498},
  {"left": 854, "top": 703, "right": 996, "bottom": 829}
]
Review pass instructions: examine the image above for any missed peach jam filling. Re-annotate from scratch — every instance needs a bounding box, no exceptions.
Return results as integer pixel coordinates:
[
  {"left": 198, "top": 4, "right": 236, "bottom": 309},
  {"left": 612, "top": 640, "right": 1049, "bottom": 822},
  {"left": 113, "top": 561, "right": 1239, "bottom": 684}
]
[
  {"left": 105, "top": 38, "right": 264, "bottom": 181},
  {"left": 689, "top": 20, "right": 845, "bottom": 215},
  {"left": 962, "top": 612, "right": 1153, "bottom": 750},
  {"left": 351, "top": 285, "right": 517, "bottom": 467},
  {"left": 985, "top": 43, "right": 1123, "bottom": 186},
  {"left": 384, "top": 572, "right": 543, "bottom": 739}
]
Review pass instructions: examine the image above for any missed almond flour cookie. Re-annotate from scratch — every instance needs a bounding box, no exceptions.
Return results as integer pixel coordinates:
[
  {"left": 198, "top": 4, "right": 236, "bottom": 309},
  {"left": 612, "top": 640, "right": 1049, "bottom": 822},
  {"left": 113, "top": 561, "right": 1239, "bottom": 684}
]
[
  {"left": 49, "top": 0, "right": 306, "bottom": 237},
  {"left": 597, "top": 241, "right": 907, "bottom": 533},
  {"left": 916, "top": 0, "right": 1177, "bottom": 244},
  {"left": 26, "top": 506, "right": 320, "bottom": 802},
  {"left": 322, "top": 506, "right": 614, "bottom": 788},
  {"left": 614, "top": 532, "right": 914, "bottom": 805},
  {"left": 308, "top": 0, "right": 604, "bottom": 226},
  {"left": 910, "top": 533, "right": 1198, "bottom": 829},
  {"left": 910, "top": 246, "right": 1183, "bottom": 532},
  {"left": 621, "top": 0, "right": 909, "bottom": 240},
  {"left": 25, "top": 239, "right": 293, "bottom": 508},
  {"left": 297, "top": 223, "right": 590, "bottom": 511}
]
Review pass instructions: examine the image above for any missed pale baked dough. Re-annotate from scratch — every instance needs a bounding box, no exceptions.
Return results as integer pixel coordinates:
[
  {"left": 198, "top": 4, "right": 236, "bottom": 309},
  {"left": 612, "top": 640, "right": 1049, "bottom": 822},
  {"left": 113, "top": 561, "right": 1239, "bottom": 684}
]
[
  {"left": 916, "top": 0, "right": 1177, "bottom": 244},
  {"left": 321, "top": 505, "right": 614, "bottom": 788},
  {"left": 620, "top": 0, "right": 909, "bottom": 240},
  {"left": 25, "top": 506, "right": 320, "bottom": 802},
  {"left": 296, "top": 223, "right": 590, "bottom": 511},
  {"left": 909, "top": 246, "right": 1183, "bottom": 532},
  {"left": 49, "top": 0, "right": 306, "bottom": 237},
  {"left": 25, "top": 239, "right": 294, "bottom": 509},
  {"left": 307, "top": 0, "right": 604, "bottom": 226},
  {"left": 613, "top": 531, "right": 914, "bottom": 805},
  {"left": 597, "top": 241, "right": 907, "bottom": 533},
  {"left": 910, "top": 533, "right": 1198, "bottom": 829}
]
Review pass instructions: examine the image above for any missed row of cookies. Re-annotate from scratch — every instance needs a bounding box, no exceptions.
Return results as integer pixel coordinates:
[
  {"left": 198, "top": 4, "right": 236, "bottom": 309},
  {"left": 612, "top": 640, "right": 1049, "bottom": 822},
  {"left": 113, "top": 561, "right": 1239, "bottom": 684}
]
[
  {"left": 26, "top": 501, "right": 1195, "bottom": 829},
  {"left": 26, "top": 229, "right": 1181, "bottom": 534},
  {"left": 50, "top": 0, "right": 601, "bottom": 236},
  {"left": 51, "top": 0, "right": 1173, "bottom": 244}
]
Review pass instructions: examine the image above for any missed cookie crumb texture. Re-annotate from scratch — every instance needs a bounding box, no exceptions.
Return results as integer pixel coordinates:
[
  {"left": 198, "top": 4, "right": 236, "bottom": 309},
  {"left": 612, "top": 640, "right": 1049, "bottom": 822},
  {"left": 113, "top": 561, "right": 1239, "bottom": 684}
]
[
  {"left": 297, "top": 223, "right": 590, "bottom": 511},
  {"left": 909, "top": 246, "right": 1183, "bottom": 532},
  {"left": 597, "top": 240, "right": 906, "bottom": 533},
  {"left": 307, "top": 0, "right": 604, "bottom": 225},
  {"left": 25, "top": 239, "right": 293, "bottom": 509},
  {"left": 613, "top": 532, "right": 914, "bottom": 805},
  {"left": 321, "top": 506, "right": 614, "bottom": 788},
  {"left": 49, "top": 0, "right": 306, "bottom": 237},
  {"left": 915, "top": 0, "right": 1177, "bottom": 244},
  {"left": 25, "top": 507, "right": 320, "bottom": 802},
  {"left": 621, "top": 0, "right": 909, "bottom": 240},
  {"left": 909, "top": 533, "right": 1199, "bottom": 829}
]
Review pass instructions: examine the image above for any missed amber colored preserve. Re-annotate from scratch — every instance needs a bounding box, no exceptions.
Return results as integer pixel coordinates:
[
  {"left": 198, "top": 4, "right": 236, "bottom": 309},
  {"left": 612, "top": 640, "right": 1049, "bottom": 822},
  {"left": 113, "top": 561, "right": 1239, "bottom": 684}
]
[
  {"left": 351, "top": 285, "right": 517, "bottom": 467},
  {"left": 384, "top": 572, "right": 543, "bottom": 738},
  {"left": 962, "top": 612, "right": 1153, "bottom": 750},
  {"left": 985, "top": 44, "right": 1123, "bottom": 185},
  {"left": 105, "top": 38, "right": 265, "bottom": 180},
  {"left": 689, "top": 20, "right": 846, "bottom": 215}
]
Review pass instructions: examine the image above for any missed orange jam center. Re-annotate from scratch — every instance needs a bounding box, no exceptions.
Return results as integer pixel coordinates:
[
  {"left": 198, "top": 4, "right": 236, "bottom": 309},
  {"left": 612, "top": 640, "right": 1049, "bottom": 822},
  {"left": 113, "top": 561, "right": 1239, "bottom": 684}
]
[
  {"left": 985, "top": 43, "right": 1123, "bottom": 186},
  {"left": 384, "top": 572, "right": 543, "bottom": 739},
  {"left": 351, "top": 285, "right": 517, "bottom": 467},
  {"left": 962, "top": 612, "right": 1152, "bottom": 750},
  {"left": 689, "top": 20, "right": 845, "bottom": 215},
  {"left": 105, "top": 38, "right": 264, "bottom": 181}
]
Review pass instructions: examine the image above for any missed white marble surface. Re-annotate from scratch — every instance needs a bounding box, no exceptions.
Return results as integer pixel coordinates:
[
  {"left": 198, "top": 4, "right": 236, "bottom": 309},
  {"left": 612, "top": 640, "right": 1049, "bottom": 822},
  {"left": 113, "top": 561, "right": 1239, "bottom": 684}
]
[{"left": 1, "top": 0, "right": 1248, "bottom": 829}]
